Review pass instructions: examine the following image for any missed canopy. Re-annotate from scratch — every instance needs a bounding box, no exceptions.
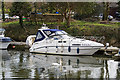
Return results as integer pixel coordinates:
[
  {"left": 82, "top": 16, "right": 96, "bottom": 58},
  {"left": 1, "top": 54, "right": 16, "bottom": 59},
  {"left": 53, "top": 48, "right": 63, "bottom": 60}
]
[{"left": 43, "top": 29, "right": 62, "bottom": 32}]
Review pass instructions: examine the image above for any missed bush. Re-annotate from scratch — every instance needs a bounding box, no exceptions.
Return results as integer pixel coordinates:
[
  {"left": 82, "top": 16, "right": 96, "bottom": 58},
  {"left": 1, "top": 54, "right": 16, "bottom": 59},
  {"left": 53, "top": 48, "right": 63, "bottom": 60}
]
[{"left": 83, "top": 17, "right": 100, "bottom": 22}]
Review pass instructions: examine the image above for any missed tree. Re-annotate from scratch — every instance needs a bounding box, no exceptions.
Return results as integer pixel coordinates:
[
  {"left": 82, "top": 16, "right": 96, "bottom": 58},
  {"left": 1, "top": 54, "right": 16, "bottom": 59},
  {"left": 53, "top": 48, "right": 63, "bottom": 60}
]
[
  {"left": 73, "top": 2, "right": 100, "bottom": 20},
  {"left": 4, "top": 2, "right": 12, "bottom": 13},
  {"left": 47, "top": 2, "right": 99, "bottom": 27},
  {"left": 47, "top": 2, "right": 75, "bottom": 27},
  {"left": 10, "top": 2, "right": 31, "bottom": 27},
  {"left": 117, "top": 1, "right": 120, "bottom": 12},
  {"left": 2, "top": 0, "right": 5, "bottom": 21},
  {"left": 102, "top": 2, "right": 109, "bottom": 21}
]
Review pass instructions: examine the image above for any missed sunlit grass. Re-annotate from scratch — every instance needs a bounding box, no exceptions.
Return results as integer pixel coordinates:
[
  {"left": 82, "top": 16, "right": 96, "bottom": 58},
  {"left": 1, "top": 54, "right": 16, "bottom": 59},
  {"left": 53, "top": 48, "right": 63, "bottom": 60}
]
[
  {"left": 71, "top": 20, "right": 119, "bottom": 28},
  {"left": 2, "top": 19, "right": 119, "bottom": 28},
  {"left": 2, "top": 20, "right": 19, "bottom": 27}
]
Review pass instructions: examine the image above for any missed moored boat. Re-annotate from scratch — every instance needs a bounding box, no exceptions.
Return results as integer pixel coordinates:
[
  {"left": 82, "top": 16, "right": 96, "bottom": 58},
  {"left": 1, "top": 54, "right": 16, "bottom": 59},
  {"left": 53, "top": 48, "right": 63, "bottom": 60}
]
[
  {"left": 0, "top": 28, "right": 11, "bottom": 50},
  {"left": 29, "top": 25, "right": 104, "bottom": 55}
]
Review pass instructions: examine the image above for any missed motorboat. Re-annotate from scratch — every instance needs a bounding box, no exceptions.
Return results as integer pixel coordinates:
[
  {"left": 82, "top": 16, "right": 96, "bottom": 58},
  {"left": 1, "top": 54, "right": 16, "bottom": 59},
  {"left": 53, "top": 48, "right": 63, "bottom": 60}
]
[
  {"left": 26, "top": 35, "right": 36, "bottom": 47},
  {"left": 0, "top": 28, "right": 11, "bottom": 49},
  {"left": 29, "top": 25, "right": 104, "bottom": 55}
]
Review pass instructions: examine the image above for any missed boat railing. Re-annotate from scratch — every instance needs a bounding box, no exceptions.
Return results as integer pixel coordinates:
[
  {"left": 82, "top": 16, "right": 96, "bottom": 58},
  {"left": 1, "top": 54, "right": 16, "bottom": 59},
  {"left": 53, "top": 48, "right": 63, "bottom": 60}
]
[{"left": 76, "top": 36, "right": 105, "bottom": 43}]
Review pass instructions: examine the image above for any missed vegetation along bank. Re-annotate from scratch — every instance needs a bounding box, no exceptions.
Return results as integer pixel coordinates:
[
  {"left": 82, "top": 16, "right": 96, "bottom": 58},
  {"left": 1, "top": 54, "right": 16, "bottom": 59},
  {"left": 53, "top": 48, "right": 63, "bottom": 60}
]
[{"left": 2, "top": 20, "right": 120, "bottom": 47}]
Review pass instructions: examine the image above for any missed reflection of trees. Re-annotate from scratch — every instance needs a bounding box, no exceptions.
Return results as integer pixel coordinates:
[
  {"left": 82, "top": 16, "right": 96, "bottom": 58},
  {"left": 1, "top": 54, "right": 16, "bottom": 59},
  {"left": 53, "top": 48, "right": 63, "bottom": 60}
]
[
  {"left": 116, "top": 63, "right": 120, "bottom": 79},
  {"left": 10, "top": 52, "right": 32, "bottom": 78},
  {"left": 77, "top": 71, "right": 81, "bottom": 79},
  {"left": 7, "top": 52, "right": 120, "bottom": 79},
  {"left": 47, "top": 68, "right": 57, "bottom": 79},
  {"left": 34, "top": 68, "right": 40, "bottom": 78},
  {"left": 1, "top": 50, "right": 11, "bottom": 79},
  {"left": 117, "top": 69, "right": 120, "bottom": 79},
  {"left": 100, "top": 65, "right": 104, "bottom": 79},
  {"left": 19, "top": 53, "right": 23, "bottom": 65},
  {"left": 2, "top": 61, "right": 5, "bottom": 80}
]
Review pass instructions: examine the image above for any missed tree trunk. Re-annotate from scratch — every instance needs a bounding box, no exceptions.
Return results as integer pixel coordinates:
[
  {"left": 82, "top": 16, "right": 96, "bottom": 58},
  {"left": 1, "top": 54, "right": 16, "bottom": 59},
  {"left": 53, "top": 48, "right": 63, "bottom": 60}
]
[
  {"left": 34, "top": 2, "right": 37, "bottom": 25},
  {"left": 19, "top": 15, "right": 30, "bottom": 35},
  {"left": 102, "top": 2, "right": 109, "bottom": 21},
  {"left": 19, "top": 15, "right": 23, "bottom": 27},
  {"left": 66, "top": 3, "right": 71, "bottom": 28},
  {"left": 64, "top": 11, "right": 71, "bottom": 28},
  {"left": 2, "top": 1, "right": 5, "bottom": 21},
  {"left": 66, "top": 17, "right": 70, "bottom": 28}
]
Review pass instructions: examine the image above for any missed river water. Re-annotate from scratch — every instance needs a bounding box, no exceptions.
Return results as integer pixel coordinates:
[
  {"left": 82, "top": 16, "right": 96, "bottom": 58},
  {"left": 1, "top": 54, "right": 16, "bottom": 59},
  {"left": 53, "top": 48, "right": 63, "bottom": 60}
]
[{"left": 0, "top": 50, "right": 120, "bottom": 79}]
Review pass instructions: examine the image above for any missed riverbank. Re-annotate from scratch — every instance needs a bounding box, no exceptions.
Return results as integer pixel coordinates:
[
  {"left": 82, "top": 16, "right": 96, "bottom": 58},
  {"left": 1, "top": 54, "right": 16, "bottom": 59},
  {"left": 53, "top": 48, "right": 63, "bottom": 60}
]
[{"left": 2, "top": 20, "right": 120, "bottom": 47}]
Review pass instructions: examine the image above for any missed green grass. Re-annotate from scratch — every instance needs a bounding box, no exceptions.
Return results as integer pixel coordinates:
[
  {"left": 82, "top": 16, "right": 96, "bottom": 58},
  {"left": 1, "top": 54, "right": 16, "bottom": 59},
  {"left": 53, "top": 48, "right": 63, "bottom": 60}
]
[
  {"left": 2, "top": 20, "right": 119, "bottom": 28},
  {"left": 2, "top": 20, "right": 19, "bottom": 27},
  {"left": 70, "top": 20, "right": 119, "bottom": 28}
]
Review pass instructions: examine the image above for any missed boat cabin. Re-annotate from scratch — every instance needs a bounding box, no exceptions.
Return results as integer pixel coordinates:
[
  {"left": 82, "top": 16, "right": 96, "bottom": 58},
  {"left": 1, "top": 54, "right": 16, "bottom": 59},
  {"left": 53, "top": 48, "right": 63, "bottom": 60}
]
[
  {"left": 0, "top": 28, "right": 11, "bottom": 42},
  {"left": 0, "top": 28, "right": 5, "bottom": 37},
  {"left": 34, "top": 29, "right": 68, "bottom": 42}
]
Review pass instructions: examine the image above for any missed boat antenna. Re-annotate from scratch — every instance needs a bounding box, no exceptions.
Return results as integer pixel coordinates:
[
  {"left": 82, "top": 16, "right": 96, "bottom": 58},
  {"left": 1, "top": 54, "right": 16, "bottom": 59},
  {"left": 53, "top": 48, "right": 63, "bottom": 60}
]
[
  {"left": 43, "top": 22, "right": 46, "bottom": 27},
  {"left": 41, "top": 23, "right": 49, "bottom": 29}
]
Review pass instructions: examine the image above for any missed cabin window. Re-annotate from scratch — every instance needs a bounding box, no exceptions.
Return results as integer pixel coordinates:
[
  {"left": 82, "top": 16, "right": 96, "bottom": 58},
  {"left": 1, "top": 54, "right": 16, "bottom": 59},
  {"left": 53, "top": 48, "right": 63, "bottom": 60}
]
[
  {"left": 0, "top": 31, "right": 3, "bottom": 35},
  {"left": 35, "top": 31, "right": 45, "bottom": 42},
  {"left": 44, "top": 31, "right": 52, "bottom": 36},
  {"left": 36, "top": 32, "right": 42, "bottom": 40}
]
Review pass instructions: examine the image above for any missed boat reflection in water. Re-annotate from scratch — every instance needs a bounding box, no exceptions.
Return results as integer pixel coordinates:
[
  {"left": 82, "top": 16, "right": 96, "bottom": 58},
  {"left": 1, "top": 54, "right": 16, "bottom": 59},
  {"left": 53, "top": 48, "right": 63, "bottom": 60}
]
[
  {"left": 32, "top": 54, "right": 102, "bottom": 78},
  {"left": 0, "top": 50, "right": 11, "bottom": 79},
  {"left": 32, "top": 54, "right": 120, "bottom": 79},
  {"left": 0, "top": 50, "right": 120, "bottom": 79}
]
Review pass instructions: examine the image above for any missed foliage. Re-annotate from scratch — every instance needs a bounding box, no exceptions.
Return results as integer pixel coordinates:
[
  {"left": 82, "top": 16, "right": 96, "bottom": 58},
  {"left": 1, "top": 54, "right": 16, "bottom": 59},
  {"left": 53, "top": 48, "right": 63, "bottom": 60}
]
[
  {"left": 4, "top": 22, "right": 40, "bottom": 41},
  {"left": 10, "top": 2, "right": 31, "bottom": 26},
  {"left": 82, "top": 17, "right": 100, "bottom": 22},
  {"left": 46, "top": 2, "right": 100, "bottom": 27},
  {"left": 66, "top": 25, "right": 119, "bottom": 45},
  {"left": 10, "top": 2, "right": 31, "bottom": 17},
  {"left": 73, "top": 2, "right": 102, "bottom": 20},
  {"left": 47, "top": 2, "right": 73, "bottom": 27},
  {"left": 117, "top": 1, "right": 120, "bottom": 12},
  {"left": 4, "top": 2, "right": 12, "bottom": 13},
  {"left": 3, "top": 20, "right": 119, "bottom": 43}
]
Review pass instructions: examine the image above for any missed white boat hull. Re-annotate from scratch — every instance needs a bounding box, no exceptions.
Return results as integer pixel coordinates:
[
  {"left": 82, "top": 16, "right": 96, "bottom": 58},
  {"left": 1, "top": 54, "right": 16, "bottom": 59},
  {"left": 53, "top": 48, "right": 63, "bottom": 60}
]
[
  {"left": 29, "top": 27, "right": 104, "bottom": 56},
  {"left": 0, "top": 42, "right": 10, "bottom": 49},
  {"left": 30, "top": 46, "right": 101, "bottom": 55}
]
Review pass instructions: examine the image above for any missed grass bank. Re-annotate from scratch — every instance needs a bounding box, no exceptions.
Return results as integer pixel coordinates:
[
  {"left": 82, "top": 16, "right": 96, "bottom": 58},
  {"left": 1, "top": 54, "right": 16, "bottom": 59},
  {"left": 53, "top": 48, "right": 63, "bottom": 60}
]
[{"left": 2, "top": 20, "right": 120, "bottom": 47}]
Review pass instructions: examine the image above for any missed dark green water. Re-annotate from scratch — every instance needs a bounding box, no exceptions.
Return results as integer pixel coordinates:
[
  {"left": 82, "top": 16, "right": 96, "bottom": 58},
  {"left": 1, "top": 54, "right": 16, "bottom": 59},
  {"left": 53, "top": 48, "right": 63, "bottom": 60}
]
[{"left": 0, "top": 50, "right": 120, "bottom": 79}]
